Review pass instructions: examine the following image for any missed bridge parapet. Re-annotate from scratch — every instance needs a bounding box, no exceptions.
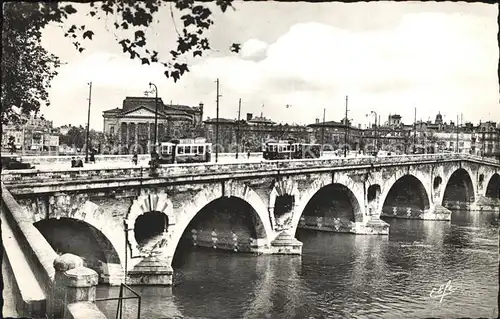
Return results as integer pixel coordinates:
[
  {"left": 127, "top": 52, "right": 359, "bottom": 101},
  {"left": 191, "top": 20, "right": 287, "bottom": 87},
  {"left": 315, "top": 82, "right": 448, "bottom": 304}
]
[
  {"left": 3, "top": 154, "right": 492, "bottom": 188},
  {"left": 1, "top": 183, "right": 58, "bottom": 317}
]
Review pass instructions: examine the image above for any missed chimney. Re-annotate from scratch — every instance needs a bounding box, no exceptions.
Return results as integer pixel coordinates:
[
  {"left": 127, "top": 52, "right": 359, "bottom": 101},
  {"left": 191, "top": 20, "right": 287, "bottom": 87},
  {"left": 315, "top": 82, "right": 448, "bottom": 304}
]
[
  {"left": 199, "top": 102, "right": 204, "bottom": 121},
  {"left": 315, "top": 118, "right": 320, "bottom": 124},
  {"left": 247, "top": 113, "right": 253, "bottom": 121},
  {"left": 358, "top": 124, "right": 361, "bottom": 129}
]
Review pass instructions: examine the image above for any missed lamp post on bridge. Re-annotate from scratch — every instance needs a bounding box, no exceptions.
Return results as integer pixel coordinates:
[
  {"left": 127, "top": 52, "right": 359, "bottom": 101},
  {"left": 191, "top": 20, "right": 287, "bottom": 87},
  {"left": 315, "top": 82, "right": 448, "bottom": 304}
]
[
  {"left": 84, "top": 82, "right": 92, "bottom": 163},
  {"left": 148, "top": 82, "right": 159, "bottom": 156}
]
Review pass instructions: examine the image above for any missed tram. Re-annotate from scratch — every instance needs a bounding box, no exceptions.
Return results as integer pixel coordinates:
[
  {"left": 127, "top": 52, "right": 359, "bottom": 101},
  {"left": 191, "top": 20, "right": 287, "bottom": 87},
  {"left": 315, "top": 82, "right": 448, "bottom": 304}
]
[
  {"left": 263, "top": 140, "right": 321, "bottom": 160},
  {"left": 158, "top": 138, "right": 212, "bottom": 164}
]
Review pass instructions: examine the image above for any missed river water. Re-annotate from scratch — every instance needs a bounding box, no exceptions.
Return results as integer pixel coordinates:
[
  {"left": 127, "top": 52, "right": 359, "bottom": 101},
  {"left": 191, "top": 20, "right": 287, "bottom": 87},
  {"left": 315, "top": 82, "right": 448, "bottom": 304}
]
[{"left": 96, "top": 209, "right": 499, "bottom": 319}]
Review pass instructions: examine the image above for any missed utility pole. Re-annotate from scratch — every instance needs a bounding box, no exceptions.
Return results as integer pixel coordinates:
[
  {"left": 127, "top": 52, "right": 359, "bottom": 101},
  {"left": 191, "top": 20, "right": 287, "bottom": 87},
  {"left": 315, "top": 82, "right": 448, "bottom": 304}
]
[
  {"left": 321, "top": 108, "right": 325, "bottom": 156},
  {"left": 85, "top": 81, "right": 92, "bottom": 163},
  {"left": 236, "top": 98, "right": 241, "bottom": 159},
  {"left": 413, "top": 107, "right": 416, "bottom": 154},
  {"left": 215, "top": 78, "right": 221, "bottom": 163},
  {"left": 344, "top": 95, "right": 348, "bottom": 157},
  {"left": 456, "top": 114, "right": 459, "bottom": 153}
]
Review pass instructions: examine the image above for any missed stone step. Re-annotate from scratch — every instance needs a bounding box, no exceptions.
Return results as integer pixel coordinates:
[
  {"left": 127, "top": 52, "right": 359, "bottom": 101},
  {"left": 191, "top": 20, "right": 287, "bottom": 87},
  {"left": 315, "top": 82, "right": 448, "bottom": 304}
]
[{"left": 1, "top": 212, "right": 46, "bottom": 317}]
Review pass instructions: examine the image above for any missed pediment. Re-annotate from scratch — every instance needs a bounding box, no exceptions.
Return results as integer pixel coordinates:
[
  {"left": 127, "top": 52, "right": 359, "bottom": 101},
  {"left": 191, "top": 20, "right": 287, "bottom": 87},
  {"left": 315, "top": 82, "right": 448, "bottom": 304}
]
[{"left": 122, "top": 106, "right": 158, "bottom": 118}]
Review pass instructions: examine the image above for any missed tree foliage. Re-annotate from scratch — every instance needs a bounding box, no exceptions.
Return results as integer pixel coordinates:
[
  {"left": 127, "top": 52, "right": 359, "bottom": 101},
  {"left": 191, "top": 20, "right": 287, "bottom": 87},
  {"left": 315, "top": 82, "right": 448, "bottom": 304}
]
[
  {"left": 1, "top": 3, "right": 75, "bottom": 124},
  {"left": 2, "top": 0, "right": 239, "bottom": 124},
  {"left": 59, "top": 126, "right": 103, "bottom": 150}
]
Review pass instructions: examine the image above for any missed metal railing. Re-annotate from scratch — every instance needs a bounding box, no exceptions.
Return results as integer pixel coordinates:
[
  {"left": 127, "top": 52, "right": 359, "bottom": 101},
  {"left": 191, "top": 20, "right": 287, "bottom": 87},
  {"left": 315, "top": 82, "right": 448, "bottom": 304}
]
[{"left": 95, "top": 283, "right": 141, "bottom": 319}]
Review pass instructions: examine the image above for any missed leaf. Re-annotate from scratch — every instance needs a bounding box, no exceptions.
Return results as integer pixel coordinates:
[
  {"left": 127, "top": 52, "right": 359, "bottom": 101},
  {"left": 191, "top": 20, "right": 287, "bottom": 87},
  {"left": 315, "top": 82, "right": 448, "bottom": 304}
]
[
  {"left": 171, "top": 71, "right": 180, "bottom": 82},
  {"left": 64, "top": 5, "right": 77, "bottom": 14},
  {"left": 78, "top": 47, "right": 85, "bottom": 53},
  {"left": 174, "top": 63, "right": 189, "bottom": 76},
  {"left": 83, "top": 30, "right": 94, "bottom": 40},
  {"left": 141, "top": 58, "right": 150, "bottom": 65},
  {"left": 193, "top": 50, "right": 202, "bottom": 57},
  {"left": 230, "top": 43, "right": 241, "bottom": 53},
  {"left": 89, "top": 11, "right": 96, "bottom": 17},
  {"left": 134, "top": 30, "right": 145, "bottom": 39},
  {"left": 121, "top": 22, "right": 129, "bottom": 29}
]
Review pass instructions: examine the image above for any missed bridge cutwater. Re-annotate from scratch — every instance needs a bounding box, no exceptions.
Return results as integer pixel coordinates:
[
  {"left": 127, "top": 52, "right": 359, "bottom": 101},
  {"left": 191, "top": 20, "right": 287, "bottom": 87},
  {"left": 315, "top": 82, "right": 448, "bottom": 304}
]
[{"left": 1, "top": 153, "right": 499, "bottom": 318}]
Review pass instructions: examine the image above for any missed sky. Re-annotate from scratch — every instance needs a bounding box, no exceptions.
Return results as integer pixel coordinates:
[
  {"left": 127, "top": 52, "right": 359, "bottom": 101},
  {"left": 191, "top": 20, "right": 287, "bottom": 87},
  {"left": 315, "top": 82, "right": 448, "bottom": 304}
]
[{"left": 39, "top": 1, "right": 499, "bottom": 131}]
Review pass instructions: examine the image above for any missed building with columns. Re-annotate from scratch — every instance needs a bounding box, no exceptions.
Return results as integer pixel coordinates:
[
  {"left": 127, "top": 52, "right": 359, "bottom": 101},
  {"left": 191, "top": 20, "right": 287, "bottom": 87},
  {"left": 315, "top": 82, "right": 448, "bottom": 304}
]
[{"left": 102, "top": 97, "right": 204, "bottom": 154}]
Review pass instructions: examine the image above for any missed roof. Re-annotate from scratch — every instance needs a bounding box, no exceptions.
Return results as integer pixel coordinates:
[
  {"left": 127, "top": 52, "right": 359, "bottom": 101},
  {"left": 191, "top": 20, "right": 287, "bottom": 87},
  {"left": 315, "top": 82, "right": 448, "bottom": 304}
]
[
  {"left": 103, "top": 107, "right": 122, "bottom": 114},
  {"left": 204, "top": 118, "right": 238, "bottom": 124},
  {"left": 307, "top": 120, "right": 344, "bottom": 127},
  {"left": 122, "top": 97, "right": 165, "bottom": 111},
  {"left": 248, "top": 116, "right": 275, "bottom": 124},
  {"left": 103, "top": 97, "right": 202, "bottom": 117}
]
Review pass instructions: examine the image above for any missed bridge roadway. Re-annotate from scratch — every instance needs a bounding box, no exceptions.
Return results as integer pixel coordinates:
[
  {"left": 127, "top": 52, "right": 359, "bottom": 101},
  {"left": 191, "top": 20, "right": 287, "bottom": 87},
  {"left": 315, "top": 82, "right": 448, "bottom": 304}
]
[
  {"left": 12, "top": 151, "right": 359, "bottom": 170},
  {"left": 4, "top": 152, "right": 494, "bottom": 190}
]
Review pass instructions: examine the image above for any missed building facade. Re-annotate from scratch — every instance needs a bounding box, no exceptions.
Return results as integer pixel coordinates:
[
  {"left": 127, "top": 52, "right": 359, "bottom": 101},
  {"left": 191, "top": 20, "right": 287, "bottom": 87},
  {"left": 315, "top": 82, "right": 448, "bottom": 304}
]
[
  {"left": 102, "top": 97, "right": 204, "bottom": 154},
  {"left": 203, "top": 113, "right": 315, "bottom": 152},
  {"left": 307, "top": 118, "right": 364, "bottom": 153},
  {"left": 2, "top": 116, "right": 59, "bottom": 155}
]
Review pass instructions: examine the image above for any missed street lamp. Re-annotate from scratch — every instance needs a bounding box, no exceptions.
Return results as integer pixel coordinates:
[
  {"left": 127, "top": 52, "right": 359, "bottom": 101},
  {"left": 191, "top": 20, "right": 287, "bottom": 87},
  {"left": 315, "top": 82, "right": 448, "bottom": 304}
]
[
  {"left": 148, "top": 82, "right": 158, "bottom": 155},
  {"left": 84, "top": 82, "right": 92, "bottom": 163}
]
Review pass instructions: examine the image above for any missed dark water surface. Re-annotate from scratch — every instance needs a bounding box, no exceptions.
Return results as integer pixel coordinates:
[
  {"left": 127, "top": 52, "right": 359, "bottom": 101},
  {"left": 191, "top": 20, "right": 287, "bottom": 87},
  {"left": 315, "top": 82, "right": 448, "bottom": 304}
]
[{"left": 96, "top": 210, "right": 499, "bottom": 319}]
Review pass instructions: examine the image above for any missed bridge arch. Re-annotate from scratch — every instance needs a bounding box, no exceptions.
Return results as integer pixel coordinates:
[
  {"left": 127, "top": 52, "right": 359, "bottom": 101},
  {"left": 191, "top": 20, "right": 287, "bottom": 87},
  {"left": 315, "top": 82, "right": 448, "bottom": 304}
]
[
  {"left": 291, "top": 174, "right": 364, "bottom": 234},
  {"left": 440, "top": 168, "right": 475, "bottom": 208},
  {"left": 166, "top": 182, "right": 274, "bottom": 259},
  {"left": 269, "top": 177, "right": 300, "bottom": 229},
  {"left": 379, "top": 174, "right": 431, "bottom": 218},
  {"left": 125, "top": 193, "right": 175, "bottom": 258},
  {"left": 33, "top": 204, "right": 124, "bottom": 285},
  {"left": 484, "top": 173, "right": 500, "bottom": 199}
]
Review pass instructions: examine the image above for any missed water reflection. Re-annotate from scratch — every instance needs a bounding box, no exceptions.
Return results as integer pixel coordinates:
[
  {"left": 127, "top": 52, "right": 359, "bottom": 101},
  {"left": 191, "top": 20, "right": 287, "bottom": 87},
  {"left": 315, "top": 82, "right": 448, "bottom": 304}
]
[{"left": 97, "top": 209, "right": 498, "bottom": 319}]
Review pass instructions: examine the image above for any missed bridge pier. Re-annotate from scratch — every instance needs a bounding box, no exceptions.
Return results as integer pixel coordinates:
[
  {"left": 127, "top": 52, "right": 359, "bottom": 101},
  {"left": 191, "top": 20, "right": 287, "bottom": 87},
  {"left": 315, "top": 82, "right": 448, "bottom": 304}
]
[
  {"left": 126, "top": 255, "right": 173, "bottom": 286},
  {"left": 469, "top": 195, "right": 500, "bottom": 212},
  {"left": 297, "top": 215, "right": 390, "bottom": 235},
  {"left": 420, "top": 204, "right": 452, "bottom": 221},
  {"left": 354, "top": 216, "right": 390, "bottom": 235}
]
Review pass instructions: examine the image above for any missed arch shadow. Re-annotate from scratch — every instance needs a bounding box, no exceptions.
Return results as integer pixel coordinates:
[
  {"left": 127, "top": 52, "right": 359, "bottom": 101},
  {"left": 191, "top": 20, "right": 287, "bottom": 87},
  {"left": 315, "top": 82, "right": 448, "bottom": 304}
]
[
  {"left": 485, "top": 173, "right": 500, "bottom": 199},
  {"left": 34, "top": 217, "right": 123, "bottom": 285},
  {"left": 172, "top": 196, "right": 268, "bottom": 266},
  {"left": 442, "top": 168, "right": 475, "bottom": 209},
  {"left": 167, "top": 184, "right": 273, "bottom": 263},
  {"left": 380, "top": 175, "right": 430, "bottom": 218},
  {"left": 295, "top": 183, "right": 362, "bottom": 233}
]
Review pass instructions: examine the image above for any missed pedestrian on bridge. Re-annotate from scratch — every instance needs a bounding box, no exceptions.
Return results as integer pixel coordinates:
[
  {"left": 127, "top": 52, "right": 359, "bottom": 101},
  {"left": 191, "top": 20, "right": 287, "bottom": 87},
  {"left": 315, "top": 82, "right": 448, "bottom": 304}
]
[
  {"left": 76, "top": 158, "right": 84, "bottom": 167},
  {"left": 132, "top": 152, "right": 138, "bottom": 165}
]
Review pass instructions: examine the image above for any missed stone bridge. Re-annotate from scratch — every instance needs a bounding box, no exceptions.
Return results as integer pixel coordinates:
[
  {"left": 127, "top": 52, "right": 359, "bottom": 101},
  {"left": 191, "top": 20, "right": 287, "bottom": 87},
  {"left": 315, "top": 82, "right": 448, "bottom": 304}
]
[{"left": 2, "top": 154, "right": 499, "bottom": 286}]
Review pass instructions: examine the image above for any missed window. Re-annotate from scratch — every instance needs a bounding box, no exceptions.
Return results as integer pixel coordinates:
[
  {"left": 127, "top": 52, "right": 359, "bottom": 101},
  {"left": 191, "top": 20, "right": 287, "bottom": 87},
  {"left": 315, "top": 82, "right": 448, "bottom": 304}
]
[
  {"left": 198, "top": 146, "right": 204, "bottom": 154},
  {"left": 110, "top": 126, "right": 115, "bottom": 135},
  {"left": 178, "top": 146, "right": 184, "bottom": 154}
]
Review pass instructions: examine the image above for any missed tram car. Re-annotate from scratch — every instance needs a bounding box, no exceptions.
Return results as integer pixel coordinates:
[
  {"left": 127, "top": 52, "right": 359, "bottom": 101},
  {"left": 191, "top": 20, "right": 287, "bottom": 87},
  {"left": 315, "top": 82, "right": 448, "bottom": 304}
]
[
  {"left": 158, "top": 138, "right": 212, "bottom": 164},
  {"left": 263, "top": 140, "right": 321, "bottom": 160}
]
